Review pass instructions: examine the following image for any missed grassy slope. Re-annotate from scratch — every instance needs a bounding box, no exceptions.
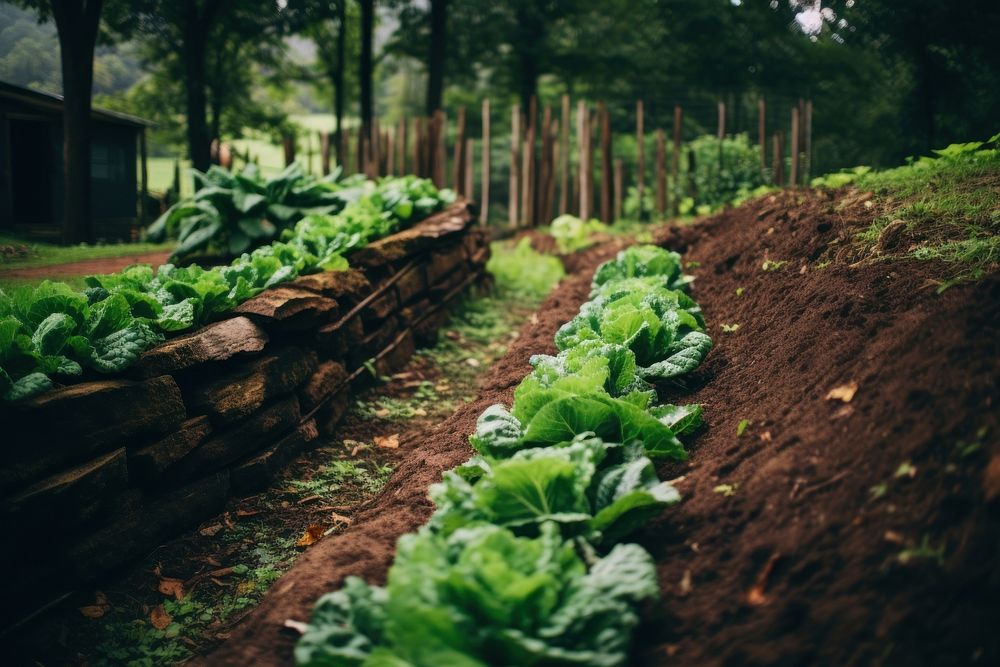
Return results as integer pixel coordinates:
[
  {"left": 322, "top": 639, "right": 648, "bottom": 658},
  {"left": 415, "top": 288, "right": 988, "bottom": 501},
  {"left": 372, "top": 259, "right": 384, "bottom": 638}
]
[{"left": 849, "top": 143, "right": 999, "bottom": 289}]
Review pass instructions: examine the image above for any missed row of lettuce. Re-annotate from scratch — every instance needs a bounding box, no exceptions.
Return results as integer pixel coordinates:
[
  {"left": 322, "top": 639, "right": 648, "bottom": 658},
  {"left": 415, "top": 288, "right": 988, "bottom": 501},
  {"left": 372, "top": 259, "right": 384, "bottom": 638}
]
[
  {"left": 0, "top": 172, "right": 455, "bottom": 402},
  {"left": 295, "top": 245, "right": 713, "bottom": 666}
]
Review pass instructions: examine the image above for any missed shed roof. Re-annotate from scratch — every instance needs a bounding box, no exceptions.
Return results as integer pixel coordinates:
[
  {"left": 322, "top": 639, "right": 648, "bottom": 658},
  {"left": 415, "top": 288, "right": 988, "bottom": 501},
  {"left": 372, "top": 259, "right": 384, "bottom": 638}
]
[{"left": 0, "top": 79, "right": 152, "bottom": 128}]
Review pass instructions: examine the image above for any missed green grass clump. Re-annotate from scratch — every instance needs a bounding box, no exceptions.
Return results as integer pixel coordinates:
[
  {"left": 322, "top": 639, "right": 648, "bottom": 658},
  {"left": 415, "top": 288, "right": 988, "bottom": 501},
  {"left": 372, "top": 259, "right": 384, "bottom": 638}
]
[
  {"left": 0, "top": 234, "right": 172, "bottom": 271},
  {"left": 828, "top": 134, "right": 1000, "bottom": 289},
  {"left": 486, "top": 238, "right": 566, "bottom": 300}
]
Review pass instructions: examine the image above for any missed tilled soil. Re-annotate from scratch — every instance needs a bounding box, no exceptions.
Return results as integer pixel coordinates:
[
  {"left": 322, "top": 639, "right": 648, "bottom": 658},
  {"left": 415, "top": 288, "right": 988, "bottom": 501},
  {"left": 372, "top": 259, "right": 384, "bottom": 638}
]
[
  {"left": 638, "top": 190, "right": 999, "bottom": 666},
  {"left": 199, "top": 242, "right": 626, "bottom": 666},
  {"left": 205, "top": 188, "right": 999, "bottom": 666}
]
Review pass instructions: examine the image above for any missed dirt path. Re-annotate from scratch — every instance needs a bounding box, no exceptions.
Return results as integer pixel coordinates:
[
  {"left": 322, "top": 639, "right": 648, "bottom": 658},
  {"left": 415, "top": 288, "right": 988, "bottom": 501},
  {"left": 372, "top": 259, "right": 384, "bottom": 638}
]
[
  {"left": 0, "top": 251, "right": 173, "bottom": 280},
  {"left": 198, "top": 243, "right": 626, "bottom": 667}
]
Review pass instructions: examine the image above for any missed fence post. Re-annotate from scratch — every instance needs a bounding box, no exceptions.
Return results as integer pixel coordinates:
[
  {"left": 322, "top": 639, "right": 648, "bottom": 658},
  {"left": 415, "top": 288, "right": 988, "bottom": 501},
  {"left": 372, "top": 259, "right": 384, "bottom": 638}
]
[
  {"left": 773, "top": 131, "right": 785, "bottom": 186},
  {"left": 559, "top": 94, "right": 570, "bottom": 215},
  {"left": 283, "top": 133, "right": 296, "bottom": 166},
  {"left": 600, "top": 102, "right": 612, "bottom": 223},
  {"left": 433, "top": 110, "right": 447, "bottom": 188},
  {"left": 613, "top": 158, "right": 623, "bottom": 222},
  {"left": 386, "top": 128, "right": 395, "bottom": 175},
  {"left": 320, "top": 131, "right": 331, "bottom": 175},
  {"left": 480, "top": 98, "right": 490, "bottom": 225},
  {"left": 671, "top": 105, "right": 682, "bottom": 216},
  {"left": 758, "top": 96, "right": 767, "bottom": 175},
  {"left": 453, "top": 106, "right": 466, "bottom": 193},
  {"left": 655, "top": 129, "right": 666, "bottom": 217},
  {"left": 464, "top": 138, "right": 474, "bottom": 202},
  {"left": 790, "top": 106, "right": 800, "bottom": 187},
  {"left": 804, "top": 99, "right": 813, "bottom": 185},
  {"left": 540, "top": 105, "right": 554, "bottom": 223},
  {"left": 509, "top": 104, "right": 521, "bottom": 227},
  {"left": 577, "top": 100, "right": 590, "bottom": 220},
  {"left": 636, "top": 100, "right": 645, "bottom": 220}
]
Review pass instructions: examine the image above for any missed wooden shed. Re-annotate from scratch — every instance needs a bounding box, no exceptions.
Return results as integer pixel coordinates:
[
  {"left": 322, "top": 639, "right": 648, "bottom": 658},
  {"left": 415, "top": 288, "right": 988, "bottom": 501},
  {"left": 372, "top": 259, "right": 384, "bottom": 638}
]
[{"left": 0, "top": 80, "right": 151, "bottom": 243}]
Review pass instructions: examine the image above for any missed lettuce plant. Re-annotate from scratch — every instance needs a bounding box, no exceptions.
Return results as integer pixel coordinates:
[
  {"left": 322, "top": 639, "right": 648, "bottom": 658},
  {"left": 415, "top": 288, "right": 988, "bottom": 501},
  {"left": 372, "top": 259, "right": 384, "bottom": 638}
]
[{"left": 295, "top": 523, "right": 659, "bottom": 667}]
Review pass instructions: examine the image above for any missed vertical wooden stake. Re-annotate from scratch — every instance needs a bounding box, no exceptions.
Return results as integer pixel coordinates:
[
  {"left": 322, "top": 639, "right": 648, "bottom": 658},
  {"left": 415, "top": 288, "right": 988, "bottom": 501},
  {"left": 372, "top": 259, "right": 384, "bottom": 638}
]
[
  {"left": 453, "top": 106, "right": 467, "bottom": 193},
  {"left": 386, "top": 129, "right": 395, "bottom": 175},
  {"left": 600, "top": 102, "right": 612, "bottom": 223},
  {"left": 320, "top": 131, "right": 331, "bottom": 175},
  {"left": 540, "top": 106, "right": 553, "bottom": 223},
  {"left": 414, "top": 118, "right": 424, "bottom": 177},
  {"left": 398, "top": 118, "right": 407, "bottom": 175},
  {"left": 464, "top": 139, "right": 474, "bottom": 202},
  {"left": 804, "top": 99, "right": 813, "bottom": 185},
  {"left": 509, "top": 105, "right": 521, "bottom": 227},
  {"left": 758, "top": 96, "right": 767, "bottom": 174},
  {"left": 790, "top": 106, "right": 800, "bottom": 187},
  {"left": 356, "top": 129, "right": 364, "bottom": 174},
  {"left": 480, "top": 98, "right": 490, "bottom": 225},
  {"left": 717, "top": 100, "right": 726, "bottom": 140},
  {"left": 773, "top": 131, "right": 785, "bottom": 186},
  {"left": 613, "top": 158, "right": 624, "bottom": 222},
  {"left": 559, "top": 94, "right": 570, "bottom": 215},
  {"left": 525, "top": 96, "right": 537, "bottom": 224},
  {"left": 433, "top": 110, "right": 447, "bottom": 188},
  {"left": 671, "top": 105, "right": 682, "bottom": 216},
  {"left": 138, "top": 129, "right": 148, "bottom": 224},
  {"left": 655, "top": 129, "right": 666, "bottom": 217},
  {"left": 636, "top": 100, "right": 645, "bottom": 220},
  {"left": 577, "top": 100, "right": 589, "bottom": 220}
]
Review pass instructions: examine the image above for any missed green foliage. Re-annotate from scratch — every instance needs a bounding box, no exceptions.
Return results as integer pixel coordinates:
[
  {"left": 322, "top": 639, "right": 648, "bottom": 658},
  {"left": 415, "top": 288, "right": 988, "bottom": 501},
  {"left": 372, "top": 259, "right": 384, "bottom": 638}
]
[
  {"left": 548, "top": 215, "right": 608, "bottom": 254},
  {"left": 0, "top": 175, "right": 454, "bottom": 402},
  {"left": 485, "top": 238, "right": 566, "bottom": 299},
  {"left": 148, "top": 165, "right": 453, "bottom": 264},
  {"left": 296, "top": 523, "right": 659, "bottom": 667},
  {"left": 298, "top": 242, "right": 710, "bottom": 665}
]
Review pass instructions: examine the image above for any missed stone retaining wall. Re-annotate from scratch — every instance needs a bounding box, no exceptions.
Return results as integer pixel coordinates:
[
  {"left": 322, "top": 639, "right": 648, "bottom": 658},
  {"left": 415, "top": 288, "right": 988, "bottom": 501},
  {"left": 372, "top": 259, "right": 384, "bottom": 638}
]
[{"left": 0, "top": 201, "right": 489, "bottom": 625}]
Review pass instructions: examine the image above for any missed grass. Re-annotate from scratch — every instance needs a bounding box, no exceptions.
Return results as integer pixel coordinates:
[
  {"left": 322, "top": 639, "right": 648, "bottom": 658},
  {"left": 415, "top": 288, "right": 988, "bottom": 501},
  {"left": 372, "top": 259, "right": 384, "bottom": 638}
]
[
  {"left": 0, "top": 233, "right": 172, "bottom": 271},
  {"left": 843, "top": 137, "right": 1000, "bottom": 290}
]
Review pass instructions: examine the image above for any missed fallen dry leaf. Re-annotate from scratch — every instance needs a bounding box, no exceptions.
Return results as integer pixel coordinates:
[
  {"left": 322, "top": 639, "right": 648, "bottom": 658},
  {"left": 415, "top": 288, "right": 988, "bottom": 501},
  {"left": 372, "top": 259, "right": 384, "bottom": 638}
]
[
  {"left": 747, "top": 552, "right": 781, "bottom": 606},
  {"left": 759, "top": 431, "right": 772, "bottom": 442},
  {"left": 374, "top": 408, "right": 391, "bottom": 418},
  {"left": 209, "top": 567, "right": 235, "bottom": 578},
  {"left": 413, "top": 407, "right": 428, "bottom": 417},
  {"left": 150, "top": 604, "right": 172, "bottom": 630},
  {"left": 826, "top": 382, "right": 859, "bottom": 403},
  {"left": 374, "top": 433, "right": 400, "bottom": 449},
  {"left": 678, "top": 569, "right": 692, "bottom": 596},
  {"left": 157, "top": 576, "right": 186, "bottom": 600},
  {"left": 296, "top": 524, "right": 326, "bottom": 548},
  {"left": 78, "top": 591, "right": 111, "bottom": 619},
  {"left": 199, "top": 523, "right": 223, "bottom": 537},
  {"left": 465, "top": 357, "right": 481, "bottom": 367},
  {"left": 330, "top": 512, "right": 353, "bottom": 526},
  {"left": 884, "top": 530, "right": 906, "bottom": 545},
  {"left": 235, "top": 509, "right": 260, "bottom": 518},
  {"left": 284, "top": 619, "right": 309, "bottom": 634}
]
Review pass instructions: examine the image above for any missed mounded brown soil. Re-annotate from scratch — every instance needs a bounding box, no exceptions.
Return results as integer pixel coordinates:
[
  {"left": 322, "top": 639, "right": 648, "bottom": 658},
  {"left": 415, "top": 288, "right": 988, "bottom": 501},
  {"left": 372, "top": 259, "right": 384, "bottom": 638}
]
[{"left": 204, "top": 189, "right": 999, "bottom": 666}]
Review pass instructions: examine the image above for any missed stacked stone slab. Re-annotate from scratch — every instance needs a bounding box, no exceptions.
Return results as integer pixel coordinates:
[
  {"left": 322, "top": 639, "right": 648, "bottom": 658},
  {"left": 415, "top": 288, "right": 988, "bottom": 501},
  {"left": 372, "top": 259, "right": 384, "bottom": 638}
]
[{"left": 0, "top": 201, "right": 489, "bottom": 626}]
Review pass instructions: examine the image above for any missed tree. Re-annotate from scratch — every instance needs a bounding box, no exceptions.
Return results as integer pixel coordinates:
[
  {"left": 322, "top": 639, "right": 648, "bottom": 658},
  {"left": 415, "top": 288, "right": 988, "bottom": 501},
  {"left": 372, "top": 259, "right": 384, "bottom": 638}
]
[
  {"left": 13, "top": 0, "right": 105, "bottom": 243},
  {"left": 425, "top": 0, "right": 446, "bottom": 114},
  {"left": 359, "top": 0, "right": 374, "bottom": 136}
]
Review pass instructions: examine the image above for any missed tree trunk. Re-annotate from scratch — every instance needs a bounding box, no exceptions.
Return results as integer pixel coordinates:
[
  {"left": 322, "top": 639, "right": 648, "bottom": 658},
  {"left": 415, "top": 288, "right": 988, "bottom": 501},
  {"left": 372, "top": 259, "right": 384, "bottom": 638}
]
[
  {"left": 182, "top": 2, "right": 212, "bottom": 173},
  {"left": 359, "top": 0, "right": 374, "bottom": 139},
  {"left": 514, "top": 4, "right": 543, "bottom": 113},
  {"left": 426, "top": 0, "right": 447, "bottom": 115},
  {"left": 51, "top": 0, "right": 103, "bottom": 244},
  {"left": 334, "top": 0, "right": 346, "bottom": 166}
]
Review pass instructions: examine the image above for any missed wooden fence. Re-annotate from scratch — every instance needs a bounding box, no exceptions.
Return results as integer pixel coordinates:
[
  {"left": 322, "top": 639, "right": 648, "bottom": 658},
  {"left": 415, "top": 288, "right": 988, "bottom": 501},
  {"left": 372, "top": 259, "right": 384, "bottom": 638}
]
[{"left": 234, "top": 95, "right": 815, "bottom": 227}]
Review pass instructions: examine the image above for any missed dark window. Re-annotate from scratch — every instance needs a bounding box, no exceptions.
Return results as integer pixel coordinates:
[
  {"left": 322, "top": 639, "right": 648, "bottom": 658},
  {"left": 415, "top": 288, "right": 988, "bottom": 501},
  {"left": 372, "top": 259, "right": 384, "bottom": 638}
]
[{"left": 9, "top": 118, "right": 53, "bottom": 225}]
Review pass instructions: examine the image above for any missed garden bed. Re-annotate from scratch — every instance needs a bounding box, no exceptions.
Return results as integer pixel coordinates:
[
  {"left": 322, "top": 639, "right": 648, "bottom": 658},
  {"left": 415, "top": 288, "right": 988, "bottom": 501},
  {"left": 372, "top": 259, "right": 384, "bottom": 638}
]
[
  {"left": 201, "top": 188, "right": 996, "bottom": 665},
  {"left": 0, "top": 201, "right": 489, "bottom": 626}
]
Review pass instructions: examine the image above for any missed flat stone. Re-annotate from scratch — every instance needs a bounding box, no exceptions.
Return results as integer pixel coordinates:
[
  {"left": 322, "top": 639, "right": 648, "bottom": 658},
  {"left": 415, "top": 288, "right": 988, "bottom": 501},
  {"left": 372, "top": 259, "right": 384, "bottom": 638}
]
[
  {"left": 127, "top": 416, "right": 214, "bottom": 484},
  {"left": 291, "top": 270, "right": 371, "bottom": 305},
  {"left": 135, "top": 316, "right": 268, "bottom": 378},
  {"left": 349, "top": 201, "right": 474, "bottom": 269},
  {"left": 299, "top": 360, "right": 349, "bottom": 413},
  {"left": 2, "top": 448, "right": 128, "bottom": 530},
  {"left": 231, "top": 420, "right": 319, "bottom": 494},
  {"left": 169, "top": 396, "right": 302, "bottom": 480},
  {"left": 187, "top": 347, "right": 317, "bottom": 423},
  {"left": 0, "top": 376, "right": 186, "bottom": 495},
  {"left": 234, "top": 286, "right": 339, "bottom": 331},
  {"left": 68, "top": 471, "right": 230, "bottom": 581}
]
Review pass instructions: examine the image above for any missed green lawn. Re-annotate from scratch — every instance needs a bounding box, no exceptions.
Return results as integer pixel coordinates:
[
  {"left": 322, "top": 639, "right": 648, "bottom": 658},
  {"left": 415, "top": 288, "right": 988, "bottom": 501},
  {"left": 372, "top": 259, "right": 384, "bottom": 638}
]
[{"left": 0, "top": 233, "right": 172, "bottom": 271}]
